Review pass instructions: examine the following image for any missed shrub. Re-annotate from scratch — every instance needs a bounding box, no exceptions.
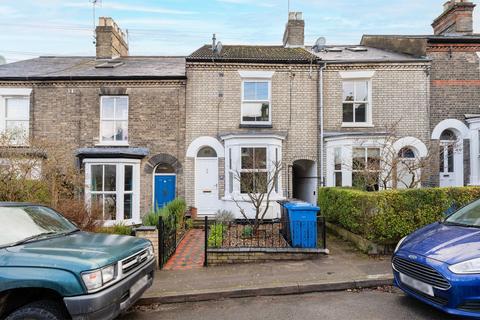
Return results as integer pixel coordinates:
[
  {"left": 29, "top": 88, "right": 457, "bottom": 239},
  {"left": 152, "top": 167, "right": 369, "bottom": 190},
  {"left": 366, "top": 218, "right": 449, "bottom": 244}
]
[
  {"left": 318, "top": 187, "right": 480, "bottom": 245},
  {"left": 185, "top": 218, "right": 194, "bottom": 230},
  {"left": 208, "top": 224, "right": 225, "bottom": 248},
  {"left": 242, "top": 225, "right": 253, "bottom": 238},
  {"left": 96, "top": 224, "right": 133, "bottom": 236},
  {"left": 142, "top": 198, "right": 187, "bottom": 231},
  {"left": 54, "top": 198, "right": 103, "bottom": 232},
  {"left": 214, "top": 209, "right": 235, "bottom": 224}
]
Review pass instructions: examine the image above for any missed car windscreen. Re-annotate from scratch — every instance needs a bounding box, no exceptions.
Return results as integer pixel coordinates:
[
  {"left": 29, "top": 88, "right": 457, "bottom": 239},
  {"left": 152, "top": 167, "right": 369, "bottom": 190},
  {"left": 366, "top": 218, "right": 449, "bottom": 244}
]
[
  {"left": 445, "top": 200, "right": 480, "bottom": 227},
  {"left": 0, "top": 206, "right": 77, "bottom": 247}
]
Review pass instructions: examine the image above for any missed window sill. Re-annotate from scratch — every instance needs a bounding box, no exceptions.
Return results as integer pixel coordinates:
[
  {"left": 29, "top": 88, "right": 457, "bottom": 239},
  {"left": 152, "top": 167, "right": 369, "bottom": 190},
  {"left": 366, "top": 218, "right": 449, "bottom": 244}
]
[
  {"left": 239, "top": 124, "right": 273, "bottom": 129},
  {"left": 222, "top": 194, "right": 286, "bottom": 202},
  {"left": 95, "top": 142, "right": 130, "bottom": 147},
  {"left": 341, "top": 123, "right": 374, "bottom": 128}
]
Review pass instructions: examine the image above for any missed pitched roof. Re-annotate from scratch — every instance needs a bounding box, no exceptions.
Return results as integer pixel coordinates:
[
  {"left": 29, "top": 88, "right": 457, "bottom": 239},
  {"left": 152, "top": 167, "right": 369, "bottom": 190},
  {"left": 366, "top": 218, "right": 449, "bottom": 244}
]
[
  {"left": 187, "top": 45, "right": 317, "bottom": 64},
  {"left": 312, "top": 45, "right": 427, "bottom": 63},
  {"left": 0, "top": 56, "right": 186, "bottom": 81}
]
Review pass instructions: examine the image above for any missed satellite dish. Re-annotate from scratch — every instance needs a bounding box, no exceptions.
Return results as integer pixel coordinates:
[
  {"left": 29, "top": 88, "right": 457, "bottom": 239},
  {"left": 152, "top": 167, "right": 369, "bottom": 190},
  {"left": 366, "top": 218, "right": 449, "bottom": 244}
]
[
  {"left": 0, "top": 55, "right": 5, "bottom": 65},
  {"left": 312, "top": 37, "right": 327, "bottom": 53},
  {"left": 215, "top": 41, "right": 223, "bottom": 54}
]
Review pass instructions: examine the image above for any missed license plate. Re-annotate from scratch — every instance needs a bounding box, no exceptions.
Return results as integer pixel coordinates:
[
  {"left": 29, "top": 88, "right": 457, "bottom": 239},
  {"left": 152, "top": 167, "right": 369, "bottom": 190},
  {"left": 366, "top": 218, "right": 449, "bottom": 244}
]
[
  {"left": 130, "top": 275, "right": 149, "bottom": 297},
  {"left": 400, "top": 273, "right": 434, "bottom": 297}
]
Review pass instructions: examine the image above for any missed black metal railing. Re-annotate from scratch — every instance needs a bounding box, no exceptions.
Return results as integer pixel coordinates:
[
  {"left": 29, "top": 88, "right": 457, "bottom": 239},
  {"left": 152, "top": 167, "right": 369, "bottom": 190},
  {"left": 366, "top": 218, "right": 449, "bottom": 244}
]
[
  {"left": 206, "top": 218, "right": 289, "bottom": 249},
  {"left": 158, "top": 214, "right": 177, "bottom": 269}
]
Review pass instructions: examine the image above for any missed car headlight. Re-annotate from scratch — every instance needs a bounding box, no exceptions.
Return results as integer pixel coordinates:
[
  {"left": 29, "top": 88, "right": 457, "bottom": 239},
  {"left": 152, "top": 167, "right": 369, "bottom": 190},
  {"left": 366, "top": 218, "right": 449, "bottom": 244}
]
[
  {"left": 81, "top": 264, "right": 116, "bottom": 292},
  {"left": 146, "top": 244, "right": 155, "bottom": 258},
  {"left": 449, "top": 258, "right": 480, "bottom": 274},
  {"left": 394, "top": 236, "right": 407, "bottom": 253}
]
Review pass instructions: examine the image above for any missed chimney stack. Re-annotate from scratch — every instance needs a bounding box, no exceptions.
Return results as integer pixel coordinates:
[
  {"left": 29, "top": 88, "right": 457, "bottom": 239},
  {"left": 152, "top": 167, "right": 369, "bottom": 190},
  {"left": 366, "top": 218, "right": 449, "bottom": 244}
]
[
  {"left": 95, "top": 17, "right": 129, "bottom": 59},
  {"left": 432, "top": 0, "right": 476, "bottom": 35},
  {"left": 283, "top": 12, "right": 305, "bottom": 48}
]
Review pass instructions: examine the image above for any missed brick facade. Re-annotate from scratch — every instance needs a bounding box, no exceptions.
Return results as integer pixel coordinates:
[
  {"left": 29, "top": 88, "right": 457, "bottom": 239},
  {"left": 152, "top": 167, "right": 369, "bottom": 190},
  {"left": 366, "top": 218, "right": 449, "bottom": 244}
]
[
  {"left": 185, "top": 62, "right": 318, "bottom": 215},
  {"left": 0, "top": 80, "right": 186, "bottom": 216},
  {"left": 321, "top": 63, "right": 431, "bottom": 186},
  {"left": 323, "top": 64, "right": 430, "bottom": 138}
]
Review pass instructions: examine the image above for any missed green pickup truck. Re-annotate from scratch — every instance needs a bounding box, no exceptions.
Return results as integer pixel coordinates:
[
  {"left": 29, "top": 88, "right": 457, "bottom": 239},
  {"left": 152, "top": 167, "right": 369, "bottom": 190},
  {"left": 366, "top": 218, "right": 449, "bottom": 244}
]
[{"left": 0, "top": 203, "right": 156, "bottom": 320}]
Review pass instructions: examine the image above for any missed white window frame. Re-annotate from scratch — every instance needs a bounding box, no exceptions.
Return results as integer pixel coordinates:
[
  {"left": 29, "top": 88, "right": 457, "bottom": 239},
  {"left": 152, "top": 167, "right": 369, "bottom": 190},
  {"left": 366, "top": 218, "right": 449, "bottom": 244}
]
[
  {"left": 99, "top": 96, "right": 129, "bottom": 146},
  {"left": 223, "top": 135, "right": 284, "bottom": 201},
  {"left": 239, "top": 147, "right": 269, "bottom": 194},
  {"left": 0, "top": 88, "right": 32, "bottom": 146},
  {"left": 333, "top": 147, "right": 343, "bottom": 187},
  {"left": 84, "top": 158, "right": 140, "bottom": 226},
  {"left": 241, "top": 79, "right": 272, "bottom": 125},
  {"left": 339, "top": 71, "right": 374, "bottom": 128},
  {"left": 352, "top": 147, "right": 381, "bottom": 190}
]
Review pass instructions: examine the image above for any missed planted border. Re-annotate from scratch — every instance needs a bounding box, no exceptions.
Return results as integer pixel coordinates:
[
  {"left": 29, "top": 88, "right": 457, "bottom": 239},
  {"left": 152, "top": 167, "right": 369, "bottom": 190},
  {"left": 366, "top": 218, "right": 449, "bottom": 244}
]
[{"left": 318, "top": 187, "right": 480, "bottom": 245}]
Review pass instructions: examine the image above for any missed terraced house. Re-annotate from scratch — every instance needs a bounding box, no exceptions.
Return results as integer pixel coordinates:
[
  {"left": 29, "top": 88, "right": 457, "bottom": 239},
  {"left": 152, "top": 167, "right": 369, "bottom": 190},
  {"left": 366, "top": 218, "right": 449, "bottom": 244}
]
[
  {"left": 362, "top": 0, "right": 480, "bottom": 187},
  {"left": 185, "top": 13, "right": 319, "bottom": 218},
  {"left": 312, "top": 44, "right": 430, "bottom": 190},
  {"left": 0, "top": 18, "right": 186, "bottom": 225}
]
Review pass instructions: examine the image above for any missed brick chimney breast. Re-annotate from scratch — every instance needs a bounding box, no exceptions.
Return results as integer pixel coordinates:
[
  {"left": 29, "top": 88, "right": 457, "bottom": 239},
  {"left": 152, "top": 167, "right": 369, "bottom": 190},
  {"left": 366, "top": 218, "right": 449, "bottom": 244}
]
[
  {"left": 432, "top": 0, "right": 476, "bottom": 35},
  {"left": 283, "top": 12, "right": 305, "bottom": 48},
  {"left": 96, "top": 17, "right": 129, "bottom": 59}
]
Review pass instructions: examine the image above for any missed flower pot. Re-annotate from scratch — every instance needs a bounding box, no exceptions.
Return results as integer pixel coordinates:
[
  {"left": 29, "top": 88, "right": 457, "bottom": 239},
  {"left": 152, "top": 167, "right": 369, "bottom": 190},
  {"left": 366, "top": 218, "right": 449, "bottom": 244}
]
[{"left": 189, "top": 206, "right": 198, "bottom": 220}]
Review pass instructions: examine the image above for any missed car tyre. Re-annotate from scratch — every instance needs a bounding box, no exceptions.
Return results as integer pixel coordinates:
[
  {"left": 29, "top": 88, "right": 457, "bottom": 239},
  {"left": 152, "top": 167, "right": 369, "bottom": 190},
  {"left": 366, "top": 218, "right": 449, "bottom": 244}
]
[{"left": 5, "top": 300, "right": 67, "bottom": 320}]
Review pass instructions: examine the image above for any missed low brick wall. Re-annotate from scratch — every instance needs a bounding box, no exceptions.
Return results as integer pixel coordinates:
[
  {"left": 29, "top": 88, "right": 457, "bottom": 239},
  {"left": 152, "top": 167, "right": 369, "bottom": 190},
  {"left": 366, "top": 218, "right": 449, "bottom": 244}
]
[
  {"left": 326, "top": 222, "right": 393, "bottom": 255},
  {"left": 135, "top": 226, "right": 159, "bottom": 266},
  {"left": 207, "top": 248, "right": 329, "bottom": 266}
]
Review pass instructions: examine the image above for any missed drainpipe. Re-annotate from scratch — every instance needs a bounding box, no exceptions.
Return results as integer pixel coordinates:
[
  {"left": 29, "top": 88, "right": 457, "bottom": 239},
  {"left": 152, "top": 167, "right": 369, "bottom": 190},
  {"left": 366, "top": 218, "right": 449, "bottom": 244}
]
[{"left": 318, "top": 61, "right": 326, "bottom": 188}]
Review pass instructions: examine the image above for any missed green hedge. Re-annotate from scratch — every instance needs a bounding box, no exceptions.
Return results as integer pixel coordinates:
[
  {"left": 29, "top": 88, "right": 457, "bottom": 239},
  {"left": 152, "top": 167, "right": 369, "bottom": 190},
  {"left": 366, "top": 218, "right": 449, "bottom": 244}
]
[{"left": 318, "top": 187, "right": 480, "bottom": 245}]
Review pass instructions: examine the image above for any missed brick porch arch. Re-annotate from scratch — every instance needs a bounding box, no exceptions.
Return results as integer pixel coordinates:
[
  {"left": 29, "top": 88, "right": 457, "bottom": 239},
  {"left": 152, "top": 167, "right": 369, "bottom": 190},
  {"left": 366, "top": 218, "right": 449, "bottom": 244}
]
[{"left": 144, "top": 153, "right": 183, "bottom": 174}]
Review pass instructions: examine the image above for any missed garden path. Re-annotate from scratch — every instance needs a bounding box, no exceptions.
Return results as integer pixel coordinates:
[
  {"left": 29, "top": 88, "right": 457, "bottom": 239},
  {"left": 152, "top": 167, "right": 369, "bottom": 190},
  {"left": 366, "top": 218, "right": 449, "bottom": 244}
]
[{"left": 163, "top": 229, "right": 205, "bottom": 271}]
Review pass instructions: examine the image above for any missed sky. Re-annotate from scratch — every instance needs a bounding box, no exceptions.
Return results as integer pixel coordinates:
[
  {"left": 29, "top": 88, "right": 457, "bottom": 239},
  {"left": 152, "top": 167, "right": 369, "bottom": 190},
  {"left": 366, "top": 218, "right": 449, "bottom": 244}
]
[{"left": 1, "top": 0, "right": 480, "bottom": 63}]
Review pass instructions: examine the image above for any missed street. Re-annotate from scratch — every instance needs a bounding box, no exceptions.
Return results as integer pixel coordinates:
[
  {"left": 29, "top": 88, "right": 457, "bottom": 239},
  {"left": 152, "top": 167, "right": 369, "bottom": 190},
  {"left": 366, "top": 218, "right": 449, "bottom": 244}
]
[{"left": 121, "top": 288, "right": 463, "bottom": 320}]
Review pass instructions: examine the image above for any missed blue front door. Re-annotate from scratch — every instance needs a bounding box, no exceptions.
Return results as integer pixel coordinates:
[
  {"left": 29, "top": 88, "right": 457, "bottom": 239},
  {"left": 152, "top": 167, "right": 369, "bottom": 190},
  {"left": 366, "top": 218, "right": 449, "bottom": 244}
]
[{"left": 154, "top": 175, "right": 176, "bottom": 209}]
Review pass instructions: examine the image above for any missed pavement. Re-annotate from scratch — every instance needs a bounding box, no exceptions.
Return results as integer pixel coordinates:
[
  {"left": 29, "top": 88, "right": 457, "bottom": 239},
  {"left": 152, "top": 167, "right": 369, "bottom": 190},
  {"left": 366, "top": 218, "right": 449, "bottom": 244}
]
[
  {"left": 122, "top": 288, "right": 462, "bottom": 320},
  {"left": 138, "top": 235, "right": 393, "bottom": 304}
]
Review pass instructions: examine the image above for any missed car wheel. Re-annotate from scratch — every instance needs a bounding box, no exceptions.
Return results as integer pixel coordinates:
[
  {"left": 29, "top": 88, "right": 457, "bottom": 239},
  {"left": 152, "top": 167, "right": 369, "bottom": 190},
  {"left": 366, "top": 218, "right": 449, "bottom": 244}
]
[{"left": 5, "top": 300, "right": 66, "bottom": 320}]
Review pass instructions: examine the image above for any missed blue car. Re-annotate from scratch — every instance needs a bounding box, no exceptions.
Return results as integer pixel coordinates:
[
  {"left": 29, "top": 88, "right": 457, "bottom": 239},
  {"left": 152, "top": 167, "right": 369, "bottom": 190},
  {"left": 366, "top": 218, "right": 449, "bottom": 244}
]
[{"left": 393, "top": 199, "right": 480, "bottom": 318}]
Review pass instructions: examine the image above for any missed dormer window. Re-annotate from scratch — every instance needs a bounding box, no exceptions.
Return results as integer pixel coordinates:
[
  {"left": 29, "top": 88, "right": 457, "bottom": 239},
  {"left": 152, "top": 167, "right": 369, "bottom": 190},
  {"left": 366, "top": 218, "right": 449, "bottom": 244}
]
[
  {"left": 241, "top": 80, "right": 271, "bottom": 125},
  {"left": 100, "top": 96, "right": 128, "bottom": 145}
]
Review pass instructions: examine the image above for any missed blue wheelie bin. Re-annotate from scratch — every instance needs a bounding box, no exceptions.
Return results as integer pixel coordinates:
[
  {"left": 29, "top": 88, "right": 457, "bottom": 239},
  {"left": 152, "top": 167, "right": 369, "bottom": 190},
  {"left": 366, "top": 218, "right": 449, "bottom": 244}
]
[{"left": 285, "top": 201, "right": 320, "bottom": 248}]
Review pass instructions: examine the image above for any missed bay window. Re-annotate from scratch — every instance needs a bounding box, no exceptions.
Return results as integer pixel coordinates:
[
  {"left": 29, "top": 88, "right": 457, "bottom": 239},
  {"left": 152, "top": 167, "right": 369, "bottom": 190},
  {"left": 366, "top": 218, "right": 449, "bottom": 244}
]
[
  {"left": 241, "top": 81, "right": 271, "bottom": 125},
  {"left": 100, "top": 96, "right": 128, "bottom": 145},
  {"left": 85, "top": 159, "right": 140, "bottom": 224},
  {"left": 223, "top": 134, "right": 284, "bottom": 199}
]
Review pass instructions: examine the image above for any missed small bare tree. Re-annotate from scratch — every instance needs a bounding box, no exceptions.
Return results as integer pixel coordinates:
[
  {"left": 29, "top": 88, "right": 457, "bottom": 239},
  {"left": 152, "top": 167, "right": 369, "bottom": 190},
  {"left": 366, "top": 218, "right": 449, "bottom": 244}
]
[{"left": 232, "top": 153, "right": 282, "bottom": 233}]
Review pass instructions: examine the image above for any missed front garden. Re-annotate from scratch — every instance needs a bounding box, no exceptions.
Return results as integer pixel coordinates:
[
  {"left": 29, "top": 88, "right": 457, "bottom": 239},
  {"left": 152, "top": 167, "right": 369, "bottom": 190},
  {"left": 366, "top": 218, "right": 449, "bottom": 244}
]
[{"left": 318, "top": 187, "right": 480, "bottom": 246}]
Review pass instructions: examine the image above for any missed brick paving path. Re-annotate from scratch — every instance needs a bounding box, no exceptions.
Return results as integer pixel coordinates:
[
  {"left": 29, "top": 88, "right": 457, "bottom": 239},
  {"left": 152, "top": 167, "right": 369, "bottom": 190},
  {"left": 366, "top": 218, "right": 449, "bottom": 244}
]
[{"left": 163, "top": 229, "right": 205, "bottom": 271}]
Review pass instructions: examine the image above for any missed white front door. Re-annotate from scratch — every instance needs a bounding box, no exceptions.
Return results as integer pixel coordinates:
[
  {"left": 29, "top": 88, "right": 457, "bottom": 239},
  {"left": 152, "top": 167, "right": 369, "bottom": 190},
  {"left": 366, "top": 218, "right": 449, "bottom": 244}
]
[
  {"left": 439, "top": 141, "right": 463, "bottom": 187},
  {"left": 195, "top": 158, "right": 219, "bottom": 214}
]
